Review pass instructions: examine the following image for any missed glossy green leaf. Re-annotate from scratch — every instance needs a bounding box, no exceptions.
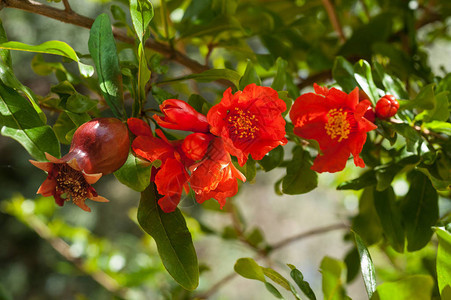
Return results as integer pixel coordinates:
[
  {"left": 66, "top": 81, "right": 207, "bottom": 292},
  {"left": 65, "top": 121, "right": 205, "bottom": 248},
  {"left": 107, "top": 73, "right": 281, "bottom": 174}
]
[
  {"left": 0, "top": 21, "right": 46, "bottom": 123},
  {"left": 337, "top": 170, "right": 377, "bottom": 190},
  {"left": 400, "top": 83, "right": 435, "bottom": 111},
  {"left": 389, "top": 123, "right": 421, "bottom": 153},
  {"left": 288, "top": 264, "right": 317, "bottom": 300},
  {"left": 416, "top": 91, "right": 450, "bottom": 122},
  {"left": 135, "top": 43, "right": 151, "bottom": 116},
  {"left": 352, "top": 187, "right": 383, "bottom": 246},
  {"left": 373, "top": 187, "right": 405, "bottom": 252},
  {"left": 372, "top": 275, "right": 434, "bottom": 300},
  {"left": 160, "top": 68, "right": 241, "bottom": 89},
  {"left": 344, "top": 248, "right": 360, "bottom": 283},
  {"left": 88, "top": 14, "right": 125, "bottom": 118},
  {"left": 332, "top": 56, "right": 358, "bottom": 93},
  {"left": 401, "top": 171, "right": 438, "bottom": 251},
  {"left": 353, "top": 231, "right": 376, "bottom": 299},
  {"left": 435, "top": 227, "right": 451, "bottom": 297},
  {"left": 234, "top": 258, "right": 266, "bottom": 282},
  {"left": 423, "top": 120, "right": 451, "bottom": 135},
  {"left": 262, "top": 267, "right": 301, "bottom": 300},
  {"left": 0, "top": 83, "right": 60, "bottom": 160},
  {"left": 53, "top": 112, "right": 76, "bottom": 145},
  {"left": 137, "top": 184, "right": 199, "bottom": 290},
  {"left": 264, "top": 282, "right": 284, "bottom": 299},
  {"left": 239, "top": 60, "right": 261, "bottom": 90},
  {"left": 0, "top": 40, "right": 93, "bottom": 77},
  {"left": 354, "top": 60, "right": 379, "bottom": 105},
  {"left": 188, "top": 93, "right": 211, "bottom": 115},
  {"left": 271, "top": 57, "right": 288, "bottom": 91},
  {"left": 130, "top": 0, "right": 154, "bottom": 43},
  {"left": 258, "top": 145, "right": 284, "bottom": 172},
  {"left": 66, "top": 94, "right": 98, "bottom": 113},
  {"left": 114, "top": 152, "right": 152, "bottom": 192},
  {"left": 282, "top": 146, "right": 318, "bottom": 195},
  {"left": 373, "top": 60, "right": 409, "bottom": 99},
  {"left": 245, "top": 157, "right": 257, "bottom": 182},
  {"left": 320, "top": 256, "right": 347, "bottom": 300}
]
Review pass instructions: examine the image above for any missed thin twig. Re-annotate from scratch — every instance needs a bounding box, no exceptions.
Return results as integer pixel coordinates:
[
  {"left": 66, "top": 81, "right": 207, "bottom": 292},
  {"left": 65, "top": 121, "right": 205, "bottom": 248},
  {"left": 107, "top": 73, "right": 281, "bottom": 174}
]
[
  {"left": 61, "top": 0, "right": 72, "bottom": 13},
  {"left": 0, "top": 0, "right": 209, "bottom": 74},
  {"left": 270, "top": 222, "right": 349, "bottom": 252},
  {"left": 320, "top": 0, "right": 346, "bottom": 43},
  {"left": 26, "top": 215, "right": 128, "bottom": 298},
  {"left": 195, "top": 271, "right": 238, "bottom": 299}
]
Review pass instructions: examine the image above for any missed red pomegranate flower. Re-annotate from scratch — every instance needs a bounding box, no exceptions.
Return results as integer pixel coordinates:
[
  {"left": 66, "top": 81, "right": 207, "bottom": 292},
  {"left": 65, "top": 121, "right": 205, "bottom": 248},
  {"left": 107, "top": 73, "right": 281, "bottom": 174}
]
[
  {"left": 188, "top": 137, "right": 246, "bottom": 207},
  {"left": 290, "top": 84, "right": 377, "bottom": 173},
  {"left": 30, "top": 118, "right": 130, "bottom": 211},
  {"left": 153, "top": 99, "right": 210, "bottom": 133},
  {"left": 207, "top": 84, "right": 287, "bottom": 166},
  {"left": 128, "top": 118, "right": 192, "bottom": 213}
]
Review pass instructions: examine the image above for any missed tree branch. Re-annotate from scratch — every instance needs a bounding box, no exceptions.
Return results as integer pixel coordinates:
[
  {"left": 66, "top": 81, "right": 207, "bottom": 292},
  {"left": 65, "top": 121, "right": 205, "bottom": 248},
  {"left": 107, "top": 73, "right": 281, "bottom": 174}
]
[
  {"left": 270, "top": 222, "right": 349, "bottom": 252},
  {"left": 26, "top": 214, "right": 128, "bottom": 298},
  {"left": 1, "top": 0, "right": 209, "bottom": 74},
  {"left": 321, "top": 0, "right": 346, "bottom": 43}
]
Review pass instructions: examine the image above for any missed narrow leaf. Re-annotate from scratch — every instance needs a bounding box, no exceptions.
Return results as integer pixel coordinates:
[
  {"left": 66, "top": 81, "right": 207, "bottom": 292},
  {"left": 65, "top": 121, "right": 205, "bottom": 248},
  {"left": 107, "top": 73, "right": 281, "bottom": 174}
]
[
  {"left": 239, "top": 60, "right": 261, "bottom": 90},
  {"left": 373, "top": 187, "right": 405, "bottom": 252},
  {"left": 265, "top": 282, "right": 285, "bottom": 299},
  {"left": 320, "top": 256, "right": 347, "bottom": 300},
  {"left": 354, "top": 59, "right": 379, "bottom": 105},
  {"left": 262, "top": 267, "right": 301, "bottom": 300},
  {"left": 130, "top": 0, "right": 154, "bottom": 43},
  {"left": 0, "top": 82, "right": 60, "bottom": 160},
  {"left": 282, "top": 146, "right": 318, "bottom": 195},
  {"left": 332, "top": 56, "right": 358, "bottom": 93},
  {"left": 353, "top": 231, "right": 376, "bottom": 299},
  {"left": 271, "top": 57, "right": 288, "bottom": 91},
  {"left": 88, "top": 14, "right": 125, "bottom": 118},
  {"left": 159, "top": 68, "right": 241, "bottom": 89},
  {"left": 0, "top": 40, "right": 93, "bottom": 77},
  {"left": 435, "top": 227, "right": 451, "bottom": 298},
  {"left": 137, "top": 184, "right": 199, "bottom": 290},
  {"left": 401, "top": 171, "right": 438, "bottom": 251},
  {"left": 289, "top": 266, "right": 317, "bottom": 300}
]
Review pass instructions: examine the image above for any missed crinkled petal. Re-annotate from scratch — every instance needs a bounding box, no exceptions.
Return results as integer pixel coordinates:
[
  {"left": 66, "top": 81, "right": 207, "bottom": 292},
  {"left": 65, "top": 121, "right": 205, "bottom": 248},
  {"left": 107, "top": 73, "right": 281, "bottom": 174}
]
[{"left": 127, "top": 118, "right": 153, "bottom": 137}]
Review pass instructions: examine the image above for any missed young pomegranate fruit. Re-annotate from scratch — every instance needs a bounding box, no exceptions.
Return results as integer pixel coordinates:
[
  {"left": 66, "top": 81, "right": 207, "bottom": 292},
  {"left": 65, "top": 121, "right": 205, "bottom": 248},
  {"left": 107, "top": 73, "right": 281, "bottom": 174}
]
[
  {"left": 30, "top": 118, "right": 130, "bottom": 212},
  {"left": 375, "top": 95, "right": 399, "bottom": 119}
]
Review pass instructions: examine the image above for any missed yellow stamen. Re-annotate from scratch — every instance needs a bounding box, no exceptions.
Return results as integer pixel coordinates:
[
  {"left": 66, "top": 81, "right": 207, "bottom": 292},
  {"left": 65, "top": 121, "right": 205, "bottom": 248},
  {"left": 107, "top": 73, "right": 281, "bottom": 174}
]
[
  {"left": 325, "top": 108, "right": 350, "bottom": 142},
  {"left": 227, "top": 107, "right": 259, "bottom": 139},
  {"left": 55, "top": 164, "right": 90, "bottom": 204}
]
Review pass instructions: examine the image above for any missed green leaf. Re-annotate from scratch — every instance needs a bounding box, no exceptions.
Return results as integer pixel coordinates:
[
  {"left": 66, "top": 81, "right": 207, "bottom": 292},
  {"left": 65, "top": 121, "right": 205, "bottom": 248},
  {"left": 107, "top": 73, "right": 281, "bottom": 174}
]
[
  {"left": 0, "top": 82, "right": 60, "bottom": 160},
  {"left": 320, "top": 256, "right": 347, "bottom": 300},
  {"left": 114, "top": 152, "right": 152, "bottom": 192},
  {"left": 88, "top": 14, "right": 125, "bottom": 118},
  {"left": 389, "top": 123, "right": 421, "bottom": 153},
  {"left": 332, "top": 56, "right": 358, "bottom": 93},
  {"left": 135, "top": 43, "right": 151, "bottom": 117},
  {"left": 245, "top": 157, "right": 257, "bottom": 182},
  {"left": 130, "top": 0, "right": 154, "bottom": 43},
  {"left": 372, "top": 60, "right": 409, "bottom": 100},
  {"left": 372, "top": 275, "right": 434, "bottom": 300},
  {"left": 401, "top": 171, "right": 438, "bottom": 251},
  {"left": 353, "top": 231, "right": 376, "bottom": 299},
  {"left": 262, "top": 267, "right": 301, "bottom": 300},
  {"left": 423, "top": 120, "right": 451, "bottom": 135},
  {"left": 435, "top": 227, "right": 451, "bottom": 297},
  {"left": 0, "top": 40, "right": 93, "bottom": 77},
  {"left": 66, "top": 94, "right": 98, "bottom": 113},
  {"left": 337, "top": 170, "right": 377, "bottom": 190},
  {"left": 137, "top": 184, "right": 199, "bottom": 290},
  {"left": 353, "top": 60, "right": 379, "bottom": 105},
  {"left": 373, "top": 187, "right": 405, "bottom": 252},
  {"left": 352, "top": 187, "right": 383, "bottom": 246},
  {"left": 264, "top": 282, "right": 285, "bottom": 299},
  {"left": 239, "top": 60, "right": 261, "bottom": 90},
  {"left": 282, "top": 146, "right": 318, "bottom": 195},
  {"left": 416, "top": 91, "right": 450, "bottom": 122},
  {"left": 234, "top": 258, "right": 266, "bottom": 282},
  {"left": 289, "top": 265, "right": 317, "bottom": 300},
  {"left": 271, "top": 57, "right": 288, "bottom": 91},
  {"left": 53, "top": 112, "right": 76, "bottom": 144},
  {"left": 188, "top": 93, "right": 211, "bottom": 115},
  {"left": 258, "top": 145, "right": 284, "bottom": 172},
  {"left": 400, "top": 83, "right": 436, "bottom": 111},
  {"left": 160, "top": 68, "right": 241, "bottom": 89}
]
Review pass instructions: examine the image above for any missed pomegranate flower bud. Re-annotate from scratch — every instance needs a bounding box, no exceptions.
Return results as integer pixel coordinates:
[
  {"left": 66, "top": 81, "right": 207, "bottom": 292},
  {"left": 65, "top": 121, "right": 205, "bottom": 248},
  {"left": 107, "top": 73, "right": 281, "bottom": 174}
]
[
  {"left": 30, "top": 118, "right": 130, "bottom": 212},
  {"left": 375, "top": 95, "right": 399, "bottom": 119},
  {"left": 153, "top": 99, "right": 210, "bottom": 133}
]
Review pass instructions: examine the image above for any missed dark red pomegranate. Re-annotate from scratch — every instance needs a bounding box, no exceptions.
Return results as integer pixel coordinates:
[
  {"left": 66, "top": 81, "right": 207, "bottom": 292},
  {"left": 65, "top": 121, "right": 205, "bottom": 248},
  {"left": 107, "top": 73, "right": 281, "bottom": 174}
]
[{"left": 30, "top": 118, "right": 130, "bottom": 212}]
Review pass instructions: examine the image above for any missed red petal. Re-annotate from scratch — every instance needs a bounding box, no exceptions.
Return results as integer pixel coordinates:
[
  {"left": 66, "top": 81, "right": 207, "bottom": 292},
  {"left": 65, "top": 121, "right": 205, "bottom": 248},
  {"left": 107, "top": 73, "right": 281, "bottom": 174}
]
[
  {"left": 36, "top": 178, "right": 57, "bottom": 196},
  {"left": 182, "top": 133, "right": 213, "bottom": 161},
  {"left": 158, "top": 194, "right": 182, "bottom": 213},
  {"left": 311, "top": 143, "right": 351, "bottom": 173},
  {"left": 127, "top": 118, "right": 153, "bottom": 137},
  {"left": 313, "top": 83, "right": 329, "bottom": 96}
]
